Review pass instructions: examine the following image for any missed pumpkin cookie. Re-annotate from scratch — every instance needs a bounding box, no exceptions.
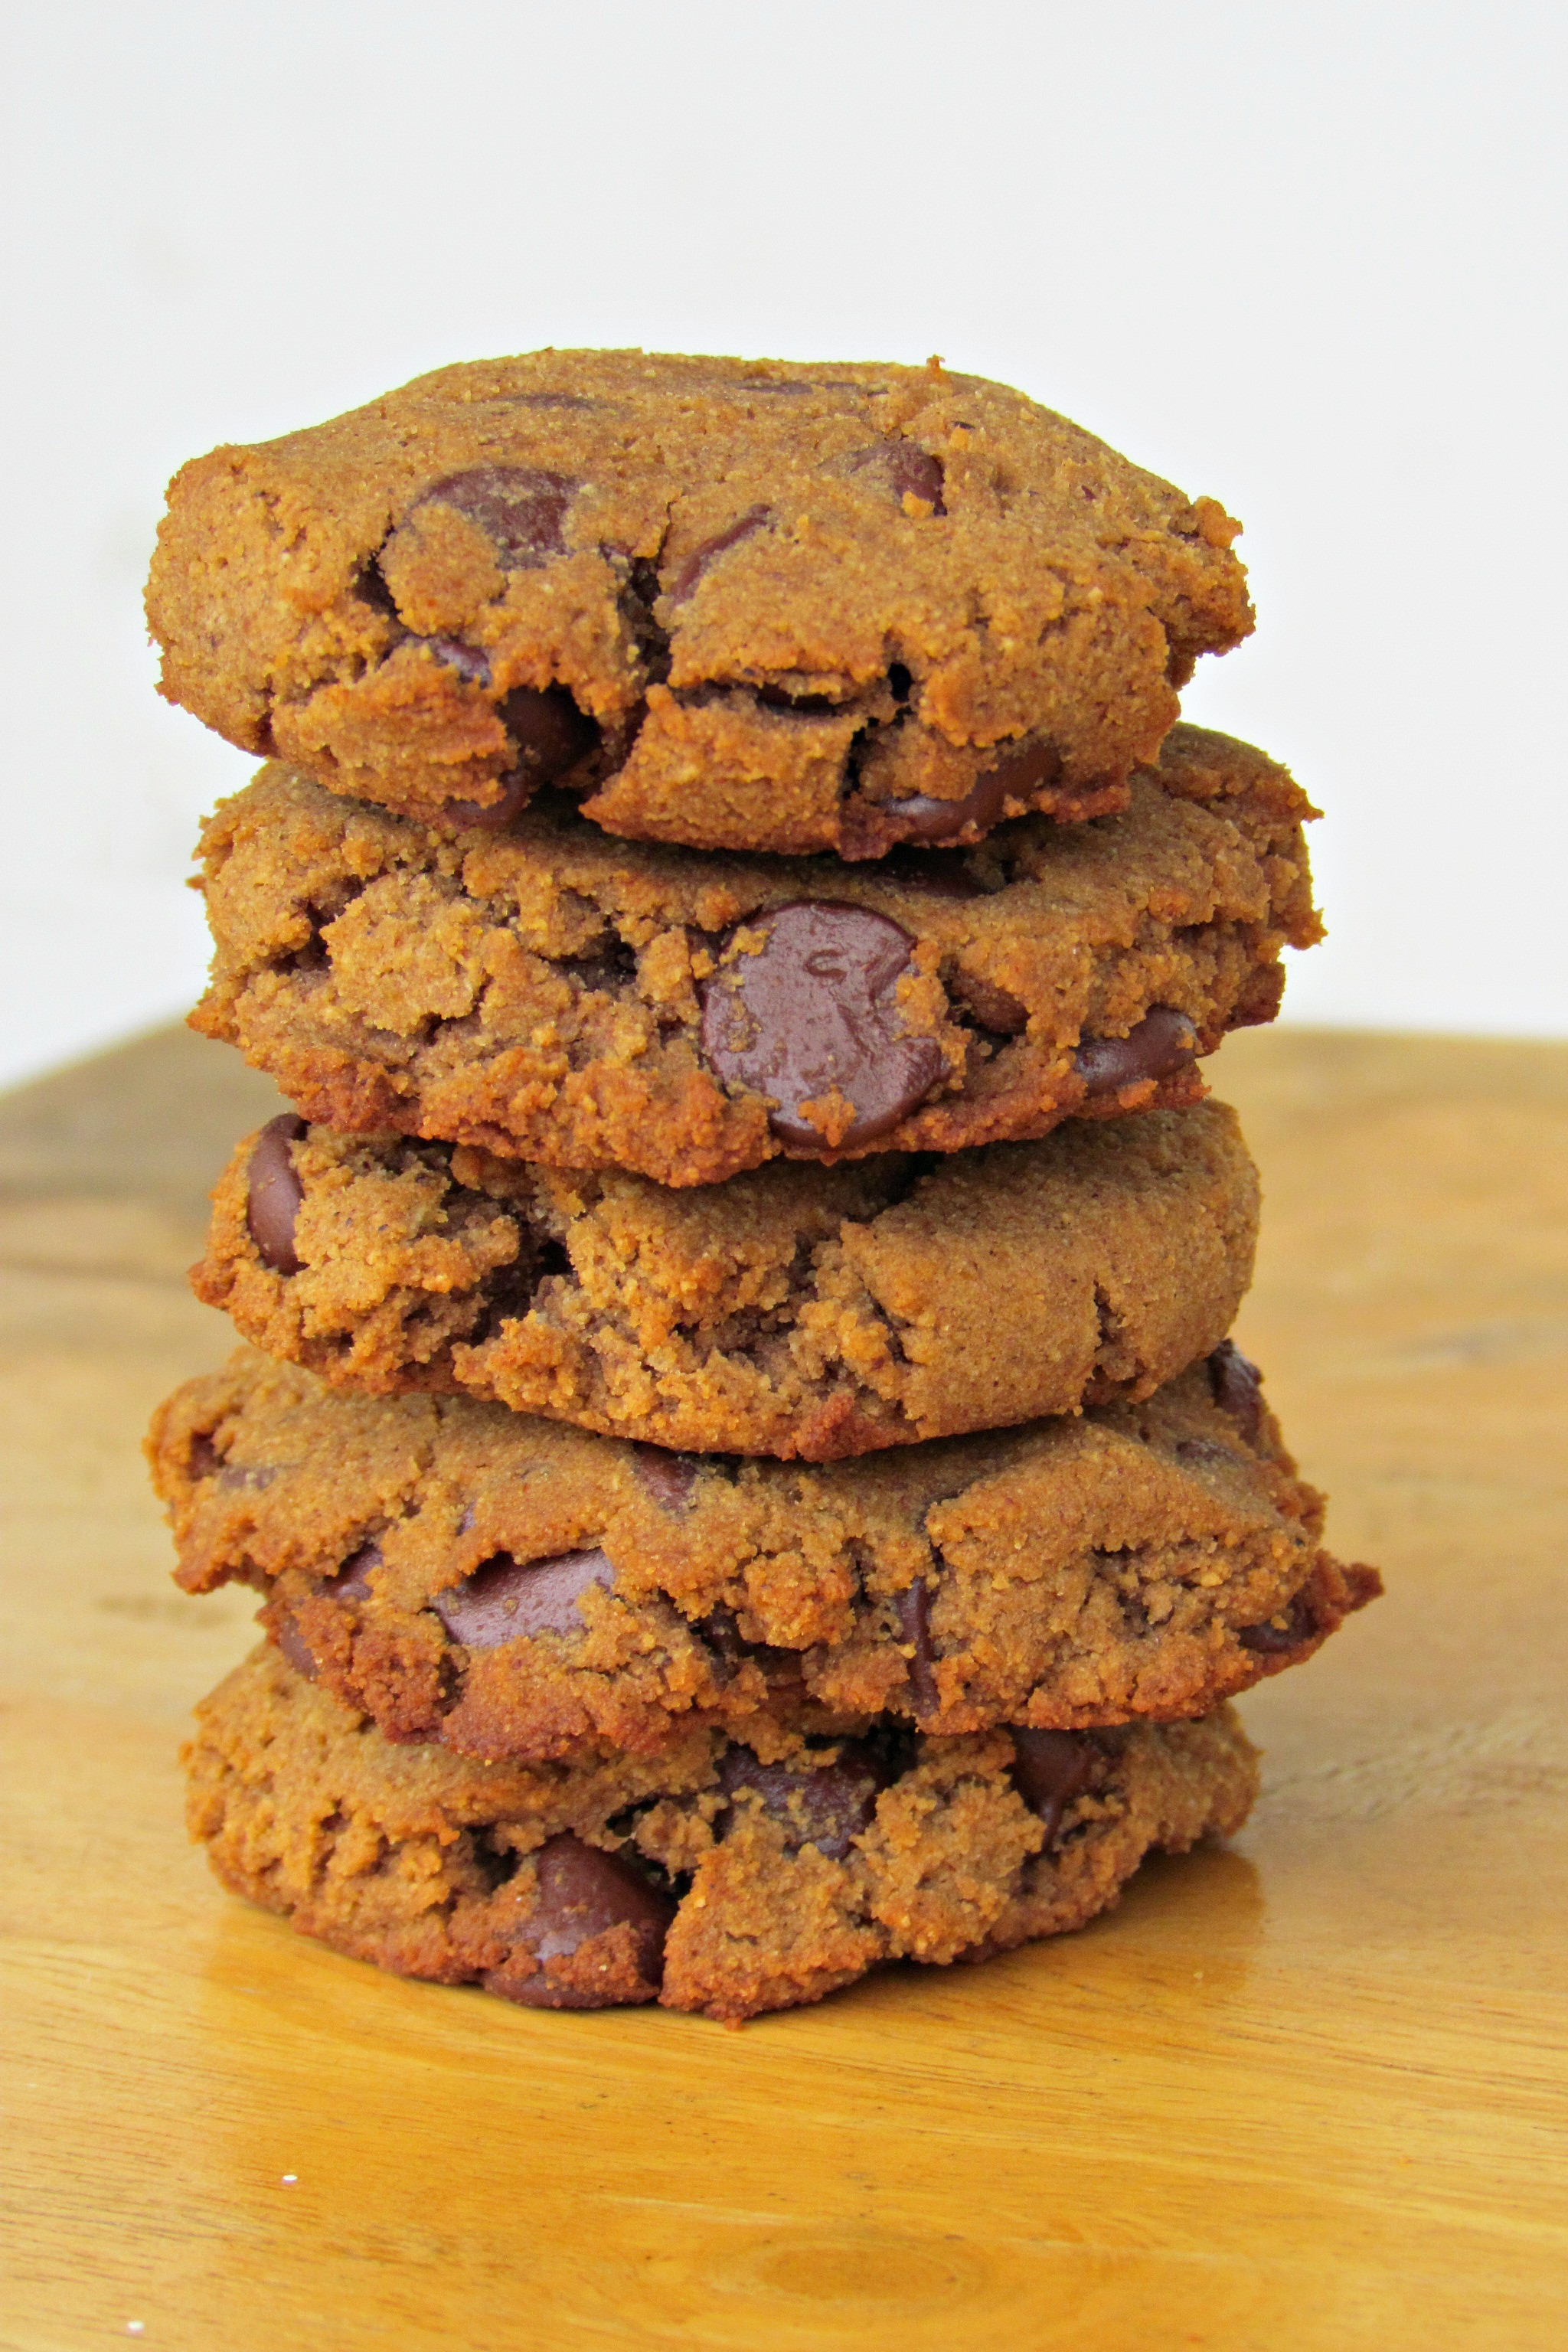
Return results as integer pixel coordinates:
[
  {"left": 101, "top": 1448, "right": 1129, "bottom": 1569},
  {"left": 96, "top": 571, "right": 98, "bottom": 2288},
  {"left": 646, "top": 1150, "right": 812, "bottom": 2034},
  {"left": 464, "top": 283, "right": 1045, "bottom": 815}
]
[
  {"left": 189, "top": 725, "right": 1318, "bottom": 1187},
  {"left": 186, "top": 1642, "right": 1260, "bottom": 2021},
  {"left": 192, "top": 1100, "right": 1259, "bottom": 1459},
  {"left": 149, "top": 1345, "right": 1379, "bottom": 1764},
  {"left": 148, "top": 350, "right": 1253, "bottom": 856}
]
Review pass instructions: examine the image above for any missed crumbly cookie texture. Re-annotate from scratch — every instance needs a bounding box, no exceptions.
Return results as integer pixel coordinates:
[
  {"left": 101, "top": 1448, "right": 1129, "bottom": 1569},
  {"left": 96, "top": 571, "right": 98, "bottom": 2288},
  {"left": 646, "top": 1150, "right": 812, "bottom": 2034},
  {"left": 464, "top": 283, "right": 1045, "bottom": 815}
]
[
  {"left": 148, "top": 1345, "right": 1379, "bottom": 1763},
  {"left": 188, "top": 725, "right": 1318, "bottom": 1188},
  {"left": 186, "top": 1642, "right": 1259, "bottom": 2022},
  {"left": 146, "top": 350, "right": 1253, "bottom": 857},
  {"left": 193, "top": 1100, "right": 1259, "bottom": 1459}
]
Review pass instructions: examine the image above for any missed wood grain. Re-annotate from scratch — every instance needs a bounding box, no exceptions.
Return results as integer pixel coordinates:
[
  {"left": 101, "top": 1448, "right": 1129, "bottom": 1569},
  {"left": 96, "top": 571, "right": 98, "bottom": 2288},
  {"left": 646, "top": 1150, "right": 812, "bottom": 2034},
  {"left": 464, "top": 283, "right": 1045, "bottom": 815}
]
[{"left": 2, "top": 1024, "right": 1565, "bottom": 2351}]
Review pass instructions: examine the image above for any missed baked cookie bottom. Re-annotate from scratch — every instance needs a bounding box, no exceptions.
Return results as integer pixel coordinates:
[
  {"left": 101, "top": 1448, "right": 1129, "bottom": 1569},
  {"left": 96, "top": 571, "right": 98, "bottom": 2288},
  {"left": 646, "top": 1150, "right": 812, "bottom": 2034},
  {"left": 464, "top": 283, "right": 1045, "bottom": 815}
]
[
  {"left": 193, "top": 1101, "right": 1259, "bottom": 1459},
  {"left": 149, "top": 1347, "right": 1380, "bottom": 1765},
  {"left": 189, "top": 726, "right": 1318, "bottom": 1188},
  {"left": 187, "top": 1643, "right": 1260, "bottom": 2023}
]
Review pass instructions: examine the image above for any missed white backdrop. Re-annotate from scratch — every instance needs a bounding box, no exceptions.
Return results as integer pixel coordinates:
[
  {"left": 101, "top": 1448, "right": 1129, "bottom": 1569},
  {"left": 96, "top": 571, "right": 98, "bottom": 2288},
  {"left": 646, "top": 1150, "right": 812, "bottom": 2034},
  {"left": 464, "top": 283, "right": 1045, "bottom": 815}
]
[{"left": 2, "top": 0, "right": 1563, "bottom": 1088}]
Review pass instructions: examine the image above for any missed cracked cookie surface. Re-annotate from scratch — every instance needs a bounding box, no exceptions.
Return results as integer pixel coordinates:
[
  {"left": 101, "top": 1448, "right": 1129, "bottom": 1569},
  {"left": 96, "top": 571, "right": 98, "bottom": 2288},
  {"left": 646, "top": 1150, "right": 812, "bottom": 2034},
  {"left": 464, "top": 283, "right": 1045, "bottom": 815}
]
[
  {"left": 188, "top": 724, "right": 1318, "bottom": 1187},
  {"left": 147, "top": 349, "right": 1253, "bottom": 856},
  {"left": 194, "top": 1101, "right": 1259, "bottom": 1459},
  {"left": 186, "top": 1642, "right": 1260, "bottom": 2021},
  {"left": 149, "top": 1346, "right": 1379, "bottom": 1764}
]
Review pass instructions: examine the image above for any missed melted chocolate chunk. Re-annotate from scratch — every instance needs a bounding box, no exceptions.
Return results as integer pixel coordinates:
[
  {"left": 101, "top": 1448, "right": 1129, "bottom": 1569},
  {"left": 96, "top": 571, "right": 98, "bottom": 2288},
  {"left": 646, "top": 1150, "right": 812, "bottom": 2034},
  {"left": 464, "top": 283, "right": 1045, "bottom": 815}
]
[
  {"left": 695, "top": 1605, "right": 802, "bottom": 1690},
  {"left": 424, "top": 636, "right": 492, "bottom": 688},
  {"left": 667, "top": 506, "right": 772, "bottom": 603},
  {"left": 492, "top": 392, "right": 600, "bottom": 412},
  {"left": 1207, "top": 1338, "right": 1266, "bottom": 1444},
  {"left": 884, "top": 735, "right": 1062, "bottom": 844},
  {"left": 332, "top": 1541, "right": 382, "bottom": 1606},
  {"left": 1075, "top": 1008, "right": 1198, "bottom": 1099},
  {"left": 695, "top": 1603, "right": 749, "bottom": 1666},
  {"left": 1238, "top": 1592, "right": 1315, "bottom": 1655},
  {"left": 432, "top": 1548, "right": 616, "bottom": 1649},
  {"left": 632, "top": 1447, "right": 701, "bottom": 1511},
  {"left": 411, "top": 466, "right": 573, "bottom": 567},
  {"left": 699, "top": 902, "right": 946, "bottom": 1151},
  {"left": 896, "top": 1581, "right": 939, "bottom": 1715},
  {"left": 353, "top": 558, "right": 398, "bottom": 617},
  {"left": 442, "top": 769, "right": 536, "bottom": 831},
  {"left": 949, "top": 970, "right": 1031, "bottom": 1034},
  {"left": 1174, "top": 1436, "right": 1236, "bottom": 1468},
  {"left": 246, "top": 1114, "right": 308, "bottom": 1274},
  {"left": 717, "top": 1741, "right": 884, "bottom": 1861},
  {"left": 496, "top": 1833, "right": 674, "bottom": 2009},
  {"left": 1008, "top": 1728, "right": 1098, "bottom": 1841},
  {"left": 216, "top": 1462, "right": 276, "bottom": 1493},
  {"left": 186, "top": 1433, "right": 222, "bottom": 1482},
  {"left": 275, "top": 1614, "right": 318, "bottom": 1683},
  {"left": 844, "top": 442, "right": 947, "bottom": 514},
  {"left": 499, "top": 684, "right": 599, "bottom": 782},
  {"left": 489, "top": 1233, "right": 571, "bottom": 1338}
]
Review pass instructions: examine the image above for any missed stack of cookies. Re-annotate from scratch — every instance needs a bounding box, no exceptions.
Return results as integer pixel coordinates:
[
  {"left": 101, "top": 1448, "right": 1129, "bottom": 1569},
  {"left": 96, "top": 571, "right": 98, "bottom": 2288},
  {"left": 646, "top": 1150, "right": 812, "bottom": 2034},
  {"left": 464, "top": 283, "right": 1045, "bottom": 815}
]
[{"left": 142, "top": 352, "right": 1379, "bottom": 2023}]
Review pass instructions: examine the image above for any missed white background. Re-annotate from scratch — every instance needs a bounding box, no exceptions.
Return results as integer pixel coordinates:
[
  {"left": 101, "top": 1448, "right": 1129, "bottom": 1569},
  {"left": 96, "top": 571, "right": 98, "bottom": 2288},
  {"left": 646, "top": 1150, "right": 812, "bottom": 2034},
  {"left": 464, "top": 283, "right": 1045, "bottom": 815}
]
[{"left": 2, "top": 0, "right": 1563, "bottom": 1089}]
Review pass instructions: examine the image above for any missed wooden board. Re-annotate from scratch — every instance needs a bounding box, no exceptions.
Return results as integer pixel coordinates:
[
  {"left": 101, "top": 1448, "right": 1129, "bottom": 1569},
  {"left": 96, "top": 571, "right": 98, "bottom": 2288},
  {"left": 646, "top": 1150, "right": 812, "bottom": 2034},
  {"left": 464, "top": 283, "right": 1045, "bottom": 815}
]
[{"left": 2, "top": 1024, "right": 1566, "bottom": 2350}]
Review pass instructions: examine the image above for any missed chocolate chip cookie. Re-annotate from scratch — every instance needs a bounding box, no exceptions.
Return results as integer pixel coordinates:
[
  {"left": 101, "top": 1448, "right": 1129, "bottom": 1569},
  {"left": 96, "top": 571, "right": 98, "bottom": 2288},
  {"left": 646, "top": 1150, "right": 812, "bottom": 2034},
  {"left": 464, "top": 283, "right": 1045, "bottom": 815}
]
[
  {"left": 192, "top": 1100, "right": 1259, "bottom": 1459},
  {"left": 149, "top": 1344, "right": 1379, "bottom": 1763},
  {"left": 186, "top": 1641, "right": 1260, "bottom": 2021},
  {"left": 147, "top": 350, "right": 1253, "bottom": 856},
  {"left": 188, "top": 725, "right": 1318, "bottom": 1188}
]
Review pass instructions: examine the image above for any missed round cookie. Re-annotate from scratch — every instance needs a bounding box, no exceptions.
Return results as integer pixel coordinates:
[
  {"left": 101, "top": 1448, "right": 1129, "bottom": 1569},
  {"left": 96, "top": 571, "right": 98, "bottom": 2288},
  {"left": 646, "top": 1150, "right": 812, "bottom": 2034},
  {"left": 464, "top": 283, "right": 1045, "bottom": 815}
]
[
  {"left": 189, "top": 724, "right": 1320, "bottom": 1189},
  {"left": 186, "top": 1642, "right": 1260, "bottom": 2022},
  {"left": 147, "top": 350, "right": 1253, "bottom": 857},
  {"left": 192, "top": 1100, "right": 1261, "bottom": 1459},
  {"left": 149, "top": 1345, "right": 1380, "bottom": 1764}
]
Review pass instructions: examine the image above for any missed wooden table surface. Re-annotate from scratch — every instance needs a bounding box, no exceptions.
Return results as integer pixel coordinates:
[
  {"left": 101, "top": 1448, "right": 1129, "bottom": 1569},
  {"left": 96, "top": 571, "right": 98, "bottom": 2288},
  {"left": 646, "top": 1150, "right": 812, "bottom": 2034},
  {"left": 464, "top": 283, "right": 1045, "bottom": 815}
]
[{"left": 2, "top": 1024, "right": 1565, "bottom": 2350}]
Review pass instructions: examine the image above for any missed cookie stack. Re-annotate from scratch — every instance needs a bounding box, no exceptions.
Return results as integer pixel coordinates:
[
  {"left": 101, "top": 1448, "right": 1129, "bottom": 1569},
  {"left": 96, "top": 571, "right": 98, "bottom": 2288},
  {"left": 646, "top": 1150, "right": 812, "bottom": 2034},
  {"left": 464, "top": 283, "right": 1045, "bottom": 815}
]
[{"left": 143, "top": 352, "right": 1378, "bottom": 2022}]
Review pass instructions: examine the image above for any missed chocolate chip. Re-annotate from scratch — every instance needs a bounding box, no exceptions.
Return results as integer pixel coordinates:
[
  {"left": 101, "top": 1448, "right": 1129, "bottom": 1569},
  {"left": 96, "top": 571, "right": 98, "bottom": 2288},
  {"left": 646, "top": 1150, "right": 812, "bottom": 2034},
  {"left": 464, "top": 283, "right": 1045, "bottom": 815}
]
[
  {"left": 696, "top": 1606, "right": 800, "bottom": 1688},
  {"left": 884, "top": 735, "right": 1061, "bottom": 845},
  {"left": 949, "top": 970, "right": 1031, "bottom": 1035},
  {"left": 498, "top": 684, "right": 599, "bottom": 783},
  {"left": 895, "top": 1582, "right": 939, "bottom": 1716},
  {"left": 1174, "top": 1436, "right": 1236, "bottom": 1468},
  {"left": 424, "top": 636, "right": 492, "bottom": 687},
  {"left": 1009, "top": 1728, "right": 1098, "bottom": 1841},
  {"left": 696, "top": 1602, "right": 749, "bottom": 1664},
  {"left": 1207, "top": 1338, "right": 1266, "bottom": 1443},
  {"left": 432, "top": 1548, "right": 616, "bottom": 1649},
  {"left": 247, "top": 1114, "right": 308, "bottom": 1274},
  {"left": 1238, "top": 1591, "right": 1315, "bottom": 1655},
  {"left": 275, "top": 1614, "right": 318, "bottom": 1683},
  {"left": 699, "top": 901, "right": 946, "bottom": 1150},
  {"left": 667, "top": 506, "right": 771, "bottom": 603},
  {"left": 632, "top": 1447, "right": 701, "bottom": 1511},
  {"left": 186, "top": 1433, "right": 222, "bottom": 1481},
  {"left": 412, "top": 466, "right": 573, "bottom": 568},
  {"left": 333, "top": 1541, "right": 382, "bottom": 1606},
  {"left": 494, "top": 392, "right": 599, "bottom": 411},
  {"left": 353, "top": 558, "right": 399, "bottom": 617},
  {"left": 844, "top": 443, "right": 947, "bottom": 514},
  {"left": 496, "top": 1834, "right": 673, "bottom": 2009},
  {"left": 471, "top": 1233, "right": 564, "bottom": 1344},
  {"left": 717, "top": 1741, "right": 884, "bottom": 1860},
  {"left": 1075, "top": 1008, "right": 1198, "bottom": 1099},
  {"left": 436, "top": 684, "right": 598, "bottom": 829},
  {"left": 442, "top": 769, "right": 536, "bottom": 831}
]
